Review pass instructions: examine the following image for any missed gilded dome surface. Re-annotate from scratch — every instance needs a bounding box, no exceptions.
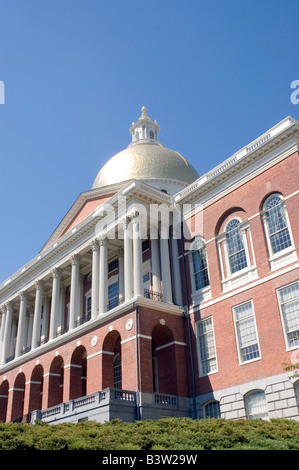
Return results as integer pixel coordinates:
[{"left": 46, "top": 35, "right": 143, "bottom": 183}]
[
  {"left": 92, "top": 143, "right": 199, "bottom": 189},
  {"left": 92, "top": 107, "right": 199, "bottom": 191}
]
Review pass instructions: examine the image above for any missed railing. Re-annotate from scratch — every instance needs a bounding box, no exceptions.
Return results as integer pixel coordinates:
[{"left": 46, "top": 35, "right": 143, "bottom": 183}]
[
  {"left": 144, "top": 289, "right": 163, "bottom": 302},
  {"left": 76, "top": 312, "right": 91, "bottom": 327},
  {"left": 107, "top": 296, "right": 125, "bottom": 311},
  {"left": 154, "top": 393, "right": 177, "bottom": 406}
]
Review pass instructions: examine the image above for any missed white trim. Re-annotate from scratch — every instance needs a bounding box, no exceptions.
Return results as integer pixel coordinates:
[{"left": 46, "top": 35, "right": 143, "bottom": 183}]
[
  {"left": 155, "top": 341, "right": 187, "bottom": 351},
  {"left": 196, "top": 316, "right": 218, "bottom": 377},
  {"left": 276, "top": 280, "right": 299, "bottom": 351},
  {"left": 194, "top": 262, "right": 299, "bottom": 311},
  {"left": 232, "top": 299, "right": 261, "bottom": 366}
]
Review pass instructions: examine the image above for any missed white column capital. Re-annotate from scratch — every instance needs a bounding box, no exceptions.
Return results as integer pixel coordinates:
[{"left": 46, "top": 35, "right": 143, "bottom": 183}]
[
  {"left": 35, "top": 279, "right": 44, "bottom": 291},
  {"left": 51, "top": 267, "right": 61, "bottom": 279},
  {"left": 70, "top": 253, "right": 80, "bottom": 266},
  {"left": 19, "top": 290, "right": 27, "bottom": 302},
  {"left": 90, "top": 238, "right": 99, "bottom": 251}
]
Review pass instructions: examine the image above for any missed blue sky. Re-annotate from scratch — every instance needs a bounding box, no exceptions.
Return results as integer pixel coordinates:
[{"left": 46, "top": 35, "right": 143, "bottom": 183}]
[{"left": 0, "top": 0, "right": 298, "bottom": 283}]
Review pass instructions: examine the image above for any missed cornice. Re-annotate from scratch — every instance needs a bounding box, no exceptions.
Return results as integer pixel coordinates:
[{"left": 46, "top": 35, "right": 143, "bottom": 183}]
[{"left": 175, "top": 116, "right": 299, "bottom": 206}]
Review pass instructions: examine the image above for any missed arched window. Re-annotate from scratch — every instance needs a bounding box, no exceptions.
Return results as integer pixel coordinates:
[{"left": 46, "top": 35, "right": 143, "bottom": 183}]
[
  {"left": 216, "top": 212, "right": 257, "bottom": 292},
  {"left": 113, "top": 353, "right": 122, "bottom": 389},
  {"left": 226, "top": 219, "right": 248, "bottom": 274},
  {"left": 245, "top": 390, "right": 269, "bottom": 420},
  {"left": 188, "top": 237, "right": 211, "bottom": 304},
  {"left": 203, "top": 400, "right": 221, "bottom": 419},
  {"left": 262, "top": 194, "right": 292, "bottom": 255},
  {"left": 192, "top": 240, "right": 210, "bottom": 290}
]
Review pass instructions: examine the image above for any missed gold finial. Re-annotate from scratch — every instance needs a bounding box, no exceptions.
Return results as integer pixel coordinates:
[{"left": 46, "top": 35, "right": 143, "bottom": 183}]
[{"left": 139, "top": 106, "right": 150, "bottom": 120}]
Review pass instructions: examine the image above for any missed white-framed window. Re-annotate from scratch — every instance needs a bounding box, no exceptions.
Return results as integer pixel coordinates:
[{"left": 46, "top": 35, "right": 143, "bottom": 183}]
[
  {"left": 277, "top": 281, "right": 299, "bottom": 349},
  {"left": 226, "top": 219, "right": 248, "bottom": 274},
  {"left": 245, "top": 390, "right": 269, "bottom": 420},
  {"left": 108, "top": 281, "right": 119, "bottom": 310},
  {"left": 216, "top": 217, "right": 257, "bottom": 292},
  {"left": 232, "top": 300, "right": 260, "bottom": 364},
  {"left": 196, "top": 316, "right": 217, "bottom": 376},
  {"left": 189, "top": 237, "right": 211, "bottom": 304},
  {"left": 261, "top": 193, "right": 296, "bottom": 270},
  {"left": 85, "top": 289, "right": 92, "bottom": 320},
  {"left": 203, "top": 400, "right": 221, "bottom": 419},
  {"left": 192, "top": 245, "right": 210, "bottom": 291}
]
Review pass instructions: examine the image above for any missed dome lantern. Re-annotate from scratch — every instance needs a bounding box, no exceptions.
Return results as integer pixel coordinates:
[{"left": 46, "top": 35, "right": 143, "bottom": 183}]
[{"left": 129, "top": 106, "right": 161, "bottom": 147}]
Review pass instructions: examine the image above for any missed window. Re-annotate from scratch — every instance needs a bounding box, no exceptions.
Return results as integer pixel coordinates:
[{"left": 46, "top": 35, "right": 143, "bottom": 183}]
[
  {"left": 197, "top": 317, "right": 217, "bottom": 375},
  {"left": 86, "top": 295, "right": 91, "bottom": 320},
  {"left": 245, "top": 390, "right": 269, "bottom": 420},
  {"left": 263, "top": 194, "right": 292, "bottom": 255},
  {"left": 233, "top": 301, "right": 260, "bottom": 363},
  {"left": 226, "top": 219, "right": 248, "bottom": 274},
  {"left": 192, "top": 244, "right": 210, "bottom": 290},
  {"left": 108, "top": 281, "right": 119, "bottom": 310},
  {"left": 108, "top": 258, "right": 119, "bottom": 273},
  {"left": 277, "top": 281, "right": 299, "bottom": 349},
  {"left": 113, "top": 353, "right": 122, "bottom": 389},
  {"left": 203, "top": 400, "right": 221, "bottom": 419},
  {"left": 142, "top": 239, "right": 150, "bottom": 252}
]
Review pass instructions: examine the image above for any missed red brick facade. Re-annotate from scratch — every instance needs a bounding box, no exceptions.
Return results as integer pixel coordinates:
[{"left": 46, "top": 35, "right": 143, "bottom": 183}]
[{"left": 0, "top": 116, "right": 298, "bottom": 423}]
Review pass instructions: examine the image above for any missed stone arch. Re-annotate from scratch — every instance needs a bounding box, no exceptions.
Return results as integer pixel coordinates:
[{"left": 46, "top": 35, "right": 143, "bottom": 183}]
[
  {"left": 102, "top": 330, "right": 121, "bottom": 389},
  {"left": 151, "top": 324, "right": 177, "bottom": 395},
  {"left": 11, "top": 372, "right": 25, "bottom": 422},
  {"left": 48, "top": 355, "right": 64, "bottom": 408},
  {"left": 28, "top": 364, "right": 44, "bottom": 414},
  {"left": 69, "top": 345, "right": 87, "bottom": 400},
  {"left": 0, "top": 379, "right": 9, "bottom": 422}
]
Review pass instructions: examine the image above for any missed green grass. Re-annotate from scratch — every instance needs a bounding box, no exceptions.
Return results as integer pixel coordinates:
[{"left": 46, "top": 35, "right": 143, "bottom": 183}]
[{"left": 0, "top": 417, "right": 298, "bottom": 450}]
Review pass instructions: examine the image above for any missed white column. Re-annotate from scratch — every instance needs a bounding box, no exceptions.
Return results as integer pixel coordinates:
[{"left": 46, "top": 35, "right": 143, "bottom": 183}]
[
  {"left": 49, "top": 268, "right": 61, "bottom": 340},
  {"left": 69, "top": 254, "right": 80, "bottom": 330},
  {"left": 151, "top": 227, "right": 161, "bottom": 293},
  {"left": 0, "top": 308, "right": 6, "bottom": 365},
  {"left": 124, "top": 217, "right": 133, "bottom": 301},
  {"left": 118, "top": 248, "right": 124, "bottom": 300},
  {"left": 9, "top": 318, "right": 17, "bottom": 358},
  {"left": 170, "top": 234, "right": 183, "bottom": 306},
  {"left": 99, "top": 237, "right": 108, "bottom": 314},
  {"left": 31, "top": 280, "right": 43, "bottom": 349},
  {"left": 41, "top": 296, "right": 50, "bottom": 341},
  {"left": 77, "top": 274, "right": 84, "bottom": 324},
  {"left": 2, "top": 302, "right": 13, "bottom": 364},
  {"left": 15, "top": 291, "right": 27, "bottom": 358},
  {"left": 57, "top": 285, "right": 65, "bottom": 333},
  {"left": 160, "top": 224, "right": 173, "bottom": 303},
  {"left": 26, "top": 309, "right": 34, "bottom": 350},
  {"left": 132, "top": 215, "right": 143, "bottom": 297},
  {"left": 91, "top": 239, "right": 100, "bottom": 319}
]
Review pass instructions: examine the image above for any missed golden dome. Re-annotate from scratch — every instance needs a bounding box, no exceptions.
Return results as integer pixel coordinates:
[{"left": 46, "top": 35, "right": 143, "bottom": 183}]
[
  {"left": 92, "top": 107, "right": 199, "bottom": 192},
  {"left": 92, "top": 144, "right": 199, "bottom": 189}
]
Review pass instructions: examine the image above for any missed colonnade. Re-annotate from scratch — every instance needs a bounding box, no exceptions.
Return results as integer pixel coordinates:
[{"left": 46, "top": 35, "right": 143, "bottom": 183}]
[{"left": 0, "top": 214, "right": 183, "bottom": 368}]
